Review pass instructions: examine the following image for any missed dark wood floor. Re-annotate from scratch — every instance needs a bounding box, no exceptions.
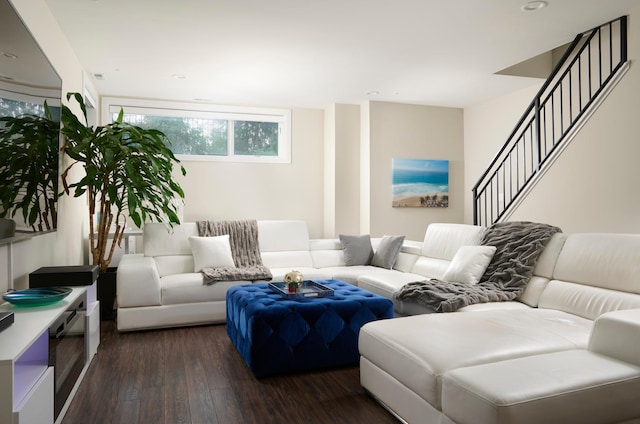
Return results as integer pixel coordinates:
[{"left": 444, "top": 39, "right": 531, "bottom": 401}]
[{"left": 62, "top": 320, "right": 398, "bottom": 424}]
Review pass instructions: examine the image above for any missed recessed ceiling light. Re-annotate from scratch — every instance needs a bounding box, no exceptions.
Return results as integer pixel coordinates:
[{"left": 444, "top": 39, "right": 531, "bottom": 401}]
[
  {"left": 365, "top": 91, "right": 379, "bottom": 96},
  {"left": 172, "top": 74, "right": 186, "bottom": 79},
  {"left": 521, "top": 1, "right": 548, "bottom": 12},
  {"left": 1, "top": 51, "right": 18, "bottom": 59},
  {"left": 93, "top": 73, "right": 104, "bottom": 80}
]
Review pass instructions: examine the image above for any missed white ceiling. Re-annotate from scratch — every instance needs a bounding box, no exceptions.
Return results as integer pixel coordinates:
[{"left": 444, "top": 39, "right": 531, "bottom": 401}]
[{"left": 45, "top": 0, "right": 640, "bottom": 109}]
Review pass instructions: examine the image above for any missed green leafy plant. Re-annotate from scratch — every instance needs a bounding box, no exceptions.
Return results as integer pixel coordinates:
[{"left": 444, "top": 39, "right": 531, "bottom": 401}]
[
  {"left": 60, "top": 92, "right": 186, "bottom": 272},
  {"left": 0, "top": 103, "right": 59, "bottom": 231}
]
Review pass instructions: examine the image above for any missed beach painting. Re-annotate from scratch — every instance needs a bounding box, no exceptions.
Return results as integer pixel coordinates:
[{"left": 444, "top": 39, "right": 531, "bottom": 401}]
[{"left": 392, "top": 158, "right": 449, "bottom": 207}]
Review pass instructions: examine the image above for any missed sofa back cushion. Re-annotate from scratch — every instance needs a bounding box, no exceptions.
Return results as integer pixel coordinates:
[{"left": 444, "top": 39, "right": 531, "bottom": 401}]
[
  {"left": 516, "top": 232, "right": 567, "bottom": 307},
  {"left": 420, "top": 223, "right": 486, "bottom": 260},
  {"left": 310, "top": 239, "right": 345, "bottom": 268},
  {"left": 553, "top": 233, "right": 640, "bottom": 293},
  {"left": 257, "top": 220, "right": 313, "bottom": 268},
  {"left": 154, "top": 255, "right": 194, "bottom": 277},
  {"left": 410, "top": 223, "right": 485, "bottom": 279},
  {"left": 531, "top": 232, "right": 566, "bottom": 279},
  {"left": 538, "top": 233, "right": 640, "bottom": 319}
]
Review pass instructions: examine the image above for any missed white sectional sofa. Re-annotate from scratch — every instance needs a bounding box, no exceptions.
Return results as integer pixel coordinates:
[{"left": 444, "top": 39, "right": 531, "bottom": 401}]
[
  {"left": 359, "top": 232, "right": 640, "bottom": 424},
  {"left": 116, "top": 220, "right": 513, "bottom": 331},
  {"left": 116, "top": 219, "right": 640, "bottom": 423},
  {"left": 117, "top": 220, "right": 411, "bottom": 331}
]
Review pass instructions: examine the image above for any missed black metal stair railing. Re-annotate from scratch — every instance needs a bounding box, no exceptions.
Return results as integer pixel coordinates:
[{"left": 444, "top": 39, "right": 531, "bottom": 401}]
[{"left": 472, "top": 16, "right": 628, "bottom": 226}]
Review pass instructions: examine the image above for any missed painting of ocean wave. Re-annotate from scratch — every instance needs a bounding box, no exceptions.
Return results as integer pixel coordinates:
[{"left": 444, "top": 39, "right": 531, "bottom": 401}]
[{"left": 392, "top": 158, "right": 449, "bottom": 207}]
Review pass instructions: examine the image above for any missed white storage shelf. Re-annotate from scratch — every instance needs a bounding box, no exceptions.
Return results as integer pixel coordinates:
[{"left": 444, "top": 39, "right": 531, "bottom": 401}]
[{"left": 0, "top": 287, "right": 97, "bottom": 424}]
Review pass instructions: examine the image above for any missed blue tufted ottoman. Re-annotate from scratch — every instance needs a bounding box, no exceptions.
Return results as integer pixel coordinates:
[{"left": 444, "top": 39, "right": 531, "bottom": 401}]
[{"left": 226, "top": 279, "right": 394, "bottom": 378}]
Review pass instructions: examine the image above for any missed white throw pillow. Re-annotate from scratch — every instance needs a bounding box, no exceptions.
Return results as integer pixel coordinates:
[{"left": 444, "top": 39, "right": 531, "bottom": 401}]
[
  {"left": 442, "top": 245, "right": 496, "bottom": 285},
  {"left": 189, "top": 235, "right": 236, "bottom": 272}
]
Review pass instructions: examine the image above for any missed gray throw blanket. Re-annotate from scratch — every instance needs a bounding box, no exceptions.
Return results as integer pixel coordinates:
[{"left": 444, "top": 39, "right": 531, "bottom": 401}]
[
  {"left": 196, "top": 220, "right": 272, "bottom": 285},
  {"left": 395, "top": 221, "right": 561, "bottom": 312}
]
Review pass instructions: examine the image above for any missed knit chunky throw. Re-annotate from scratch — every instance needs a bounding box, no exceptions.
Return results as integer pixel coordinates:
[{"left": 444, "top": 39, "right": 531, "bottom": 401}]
[
  {"left": 196, "top": 220, "right": 273, "bottom": 285},
  {"left": 395, "top": 221, "right": 561, "bottom": 312}
]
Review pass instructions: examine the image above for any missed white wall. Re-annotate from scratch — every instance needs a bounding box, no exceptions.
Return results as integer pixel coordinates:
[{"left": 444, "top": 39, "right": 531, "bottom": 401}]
[
  {"left": 1, "top": 0, "right": 88, "bottom": 293},
  {"left": 334, "top": 104, "right": 361, "bottom": 236},
  {"left": 179, "top": 108, "right": 326, "bottom": 238},
  {"left": 323, "top": 104, "right": 337, "bottom": 237},
  {"left": 366, "top": 101, "right": 464, "bottom": 241},
  {"left": 464, "top": 8, "right": 640, "bottom": 233},
  {"left": 463, "top": 83, "right": 542, "bottom": 223},
  {"left": 324, "top": 104, "right": 361, "bottom": 237}
]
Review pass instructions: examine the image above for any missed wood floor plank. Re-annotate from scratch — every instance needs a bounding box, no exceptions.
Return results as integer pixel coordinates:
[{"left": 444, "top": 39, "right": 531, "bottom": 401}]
[
  {"left": 138, "top": 385, "right": 165, "bottom": 424},
  {"left": 111, "top": 400, "right": 139, "bottom": 424},
  {"left": 182, "top": 328, "right": 218, "bottom": 424},
  {"left": 62, "top": 321, "right": 397, "bottom": 424},
  {"left": 163, "top": 329, "right": 192, "bottom": 424}
]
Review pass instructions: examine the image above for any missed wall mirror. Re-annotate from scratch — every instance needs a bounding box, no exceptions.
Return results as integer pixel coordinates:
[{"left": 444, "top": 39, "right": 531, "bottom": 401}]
[{"left": 0, "top": 0, "right": 62, "bottom": 238}]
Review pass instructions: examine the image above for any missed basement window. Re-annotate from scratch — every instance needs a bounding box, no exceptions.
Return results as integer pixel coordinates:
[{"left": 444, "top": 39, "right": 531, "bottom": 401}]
[{"left": 101, "top": 97, "right": 291, "bottom": 163}]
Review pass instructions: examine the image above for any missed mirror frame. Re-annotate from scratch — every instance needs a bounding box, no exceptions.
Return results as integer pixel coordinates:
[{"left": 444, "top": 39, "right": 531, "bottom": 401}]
[{"left": 0, "top": 0, "right": 62, "bottom": 238}]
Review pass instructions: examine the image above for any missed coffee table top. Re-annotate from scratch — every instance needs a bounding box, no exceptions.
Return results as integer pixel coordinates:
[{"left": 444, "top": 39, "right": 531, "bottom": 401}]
[{"left": 227, "top": 279, "right": 394, "bottom": 319}]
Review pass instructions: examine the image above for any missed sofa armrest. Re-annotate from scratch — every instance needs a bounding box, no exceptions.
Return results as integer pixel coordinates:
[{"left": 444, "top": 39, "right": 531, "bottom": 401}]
[
  {"left": 116, "top": 254, "right": 162, "bottom": 308},
  {"left": 588, "top": 308, "right": 640, "bottom": 366}
]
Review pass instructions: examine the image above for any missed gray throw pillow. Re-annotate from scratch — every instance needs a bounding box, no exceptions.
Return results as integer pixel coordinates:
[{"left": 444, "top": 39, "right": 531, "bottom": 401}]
[
  {"left": 339, "top": 234, "right": 374, "bottom": 266},
  {"left": 371, "top": 235, "right": 405, "bottom": 269}
]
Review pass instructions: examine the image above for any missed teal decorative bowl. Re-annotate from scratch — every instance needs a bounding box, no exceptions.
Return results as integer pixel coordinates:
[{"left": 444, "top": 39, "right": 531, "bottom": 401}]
[{"left": 2, "top": 287, "right": 72, "bottom": 306}]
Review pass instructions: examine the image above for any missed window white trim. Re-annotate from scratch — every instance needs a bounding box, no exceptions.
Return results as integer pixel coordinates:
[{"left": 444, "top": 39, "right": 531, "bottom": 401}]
[
  {"left": 0, "top": 82, "right": 61, "bottom": 107},
  {"left": 100, "top": 96, "right": 291, "bottom": 164}
]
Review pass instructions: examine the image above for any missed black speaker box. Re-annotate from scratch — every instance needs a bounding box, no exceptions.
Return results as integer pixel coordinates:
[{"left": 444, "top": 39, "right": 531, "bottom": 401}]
[{"left": 29, "top": 265, "right": 99, "bottom": 288}]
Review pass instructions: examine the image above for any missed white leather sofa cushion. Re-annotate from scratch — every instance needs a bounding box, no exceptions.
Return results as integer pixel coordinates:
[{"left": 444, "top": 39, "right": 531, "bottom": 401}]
[
  {"left": 517, "top": 276, "right": 550, "bottom": 307},
  {"left": 161, "top": 274, "right": 249, "bottom": 305},
  {"left": 420, "top": 223, "right": 485, "bottom": 260},
  {"left": 399, "top": 240, "right": 422, "bottom": 256},
  {"left": 455, "top": 301, "right": 530, "bottom": 312},
  {"left": 144, "top": 222, "right": 198, "bottom": 256},
  {"left": 538, "top": 280, "right": 640, "bottom": 320},
  {"left": 310, "top": 239, "right": 345, "bottom": 268},
  {"left": 531, "top": 232, "right": 566, "bottom": 279},
  {"left": 325, "top": 266, "right": 405, "bottom": 285},
  {"left": 589, "top": 308, "right": 640, "bottom": 366},
  {"left": 399, "top": 298, "right": 530, "bottom": 316},
  {"left": 358, "top": 309, "right": 592, "bottom": 410},
  {"left": 442, "top": 349, "right": 640, "bottom": 424},
  {"left": 410, "top": 256, "right": 450, "bottom": 280},
  {"left": 553, "top": 233, "right": 640, "bottom": 294},
  {"left": 511, "top": 234, "right": 565, "bottom": 308},
  {"left": 117, "top": 254, "right": 161, "bottom": 308},
  {"left": 260, "top": 251, "right": 313, "bottom": 269},
  {"left": 154, "top": 255, "right": 194, "bottom": 277},
  {"left": 258, "top": 220, "right": 314, "bottom": 269},
  {"left": 358, "top": 272, "right": 428, "bottom": 299},
  {"left": 394, "top": 249, "right": 420, "bottom": 273},
  {"left": 257, "top": 220, "right": 310, "bottom": 252}
]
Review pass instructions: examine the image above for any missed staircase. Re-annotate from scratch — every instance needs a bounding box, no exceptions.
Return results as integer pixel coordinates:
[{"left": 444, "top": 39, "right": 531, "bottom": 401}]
[{"left": 472, "top": 16, "right": 629, "bottom": 226}]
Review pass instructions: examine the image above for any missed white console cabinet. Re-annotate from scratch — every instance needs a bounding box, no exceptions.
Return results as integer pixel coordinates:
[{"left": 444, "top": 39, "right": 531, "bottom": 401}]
[{"left": 0, "top": 286, "right": 99, "bottom": 424}]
